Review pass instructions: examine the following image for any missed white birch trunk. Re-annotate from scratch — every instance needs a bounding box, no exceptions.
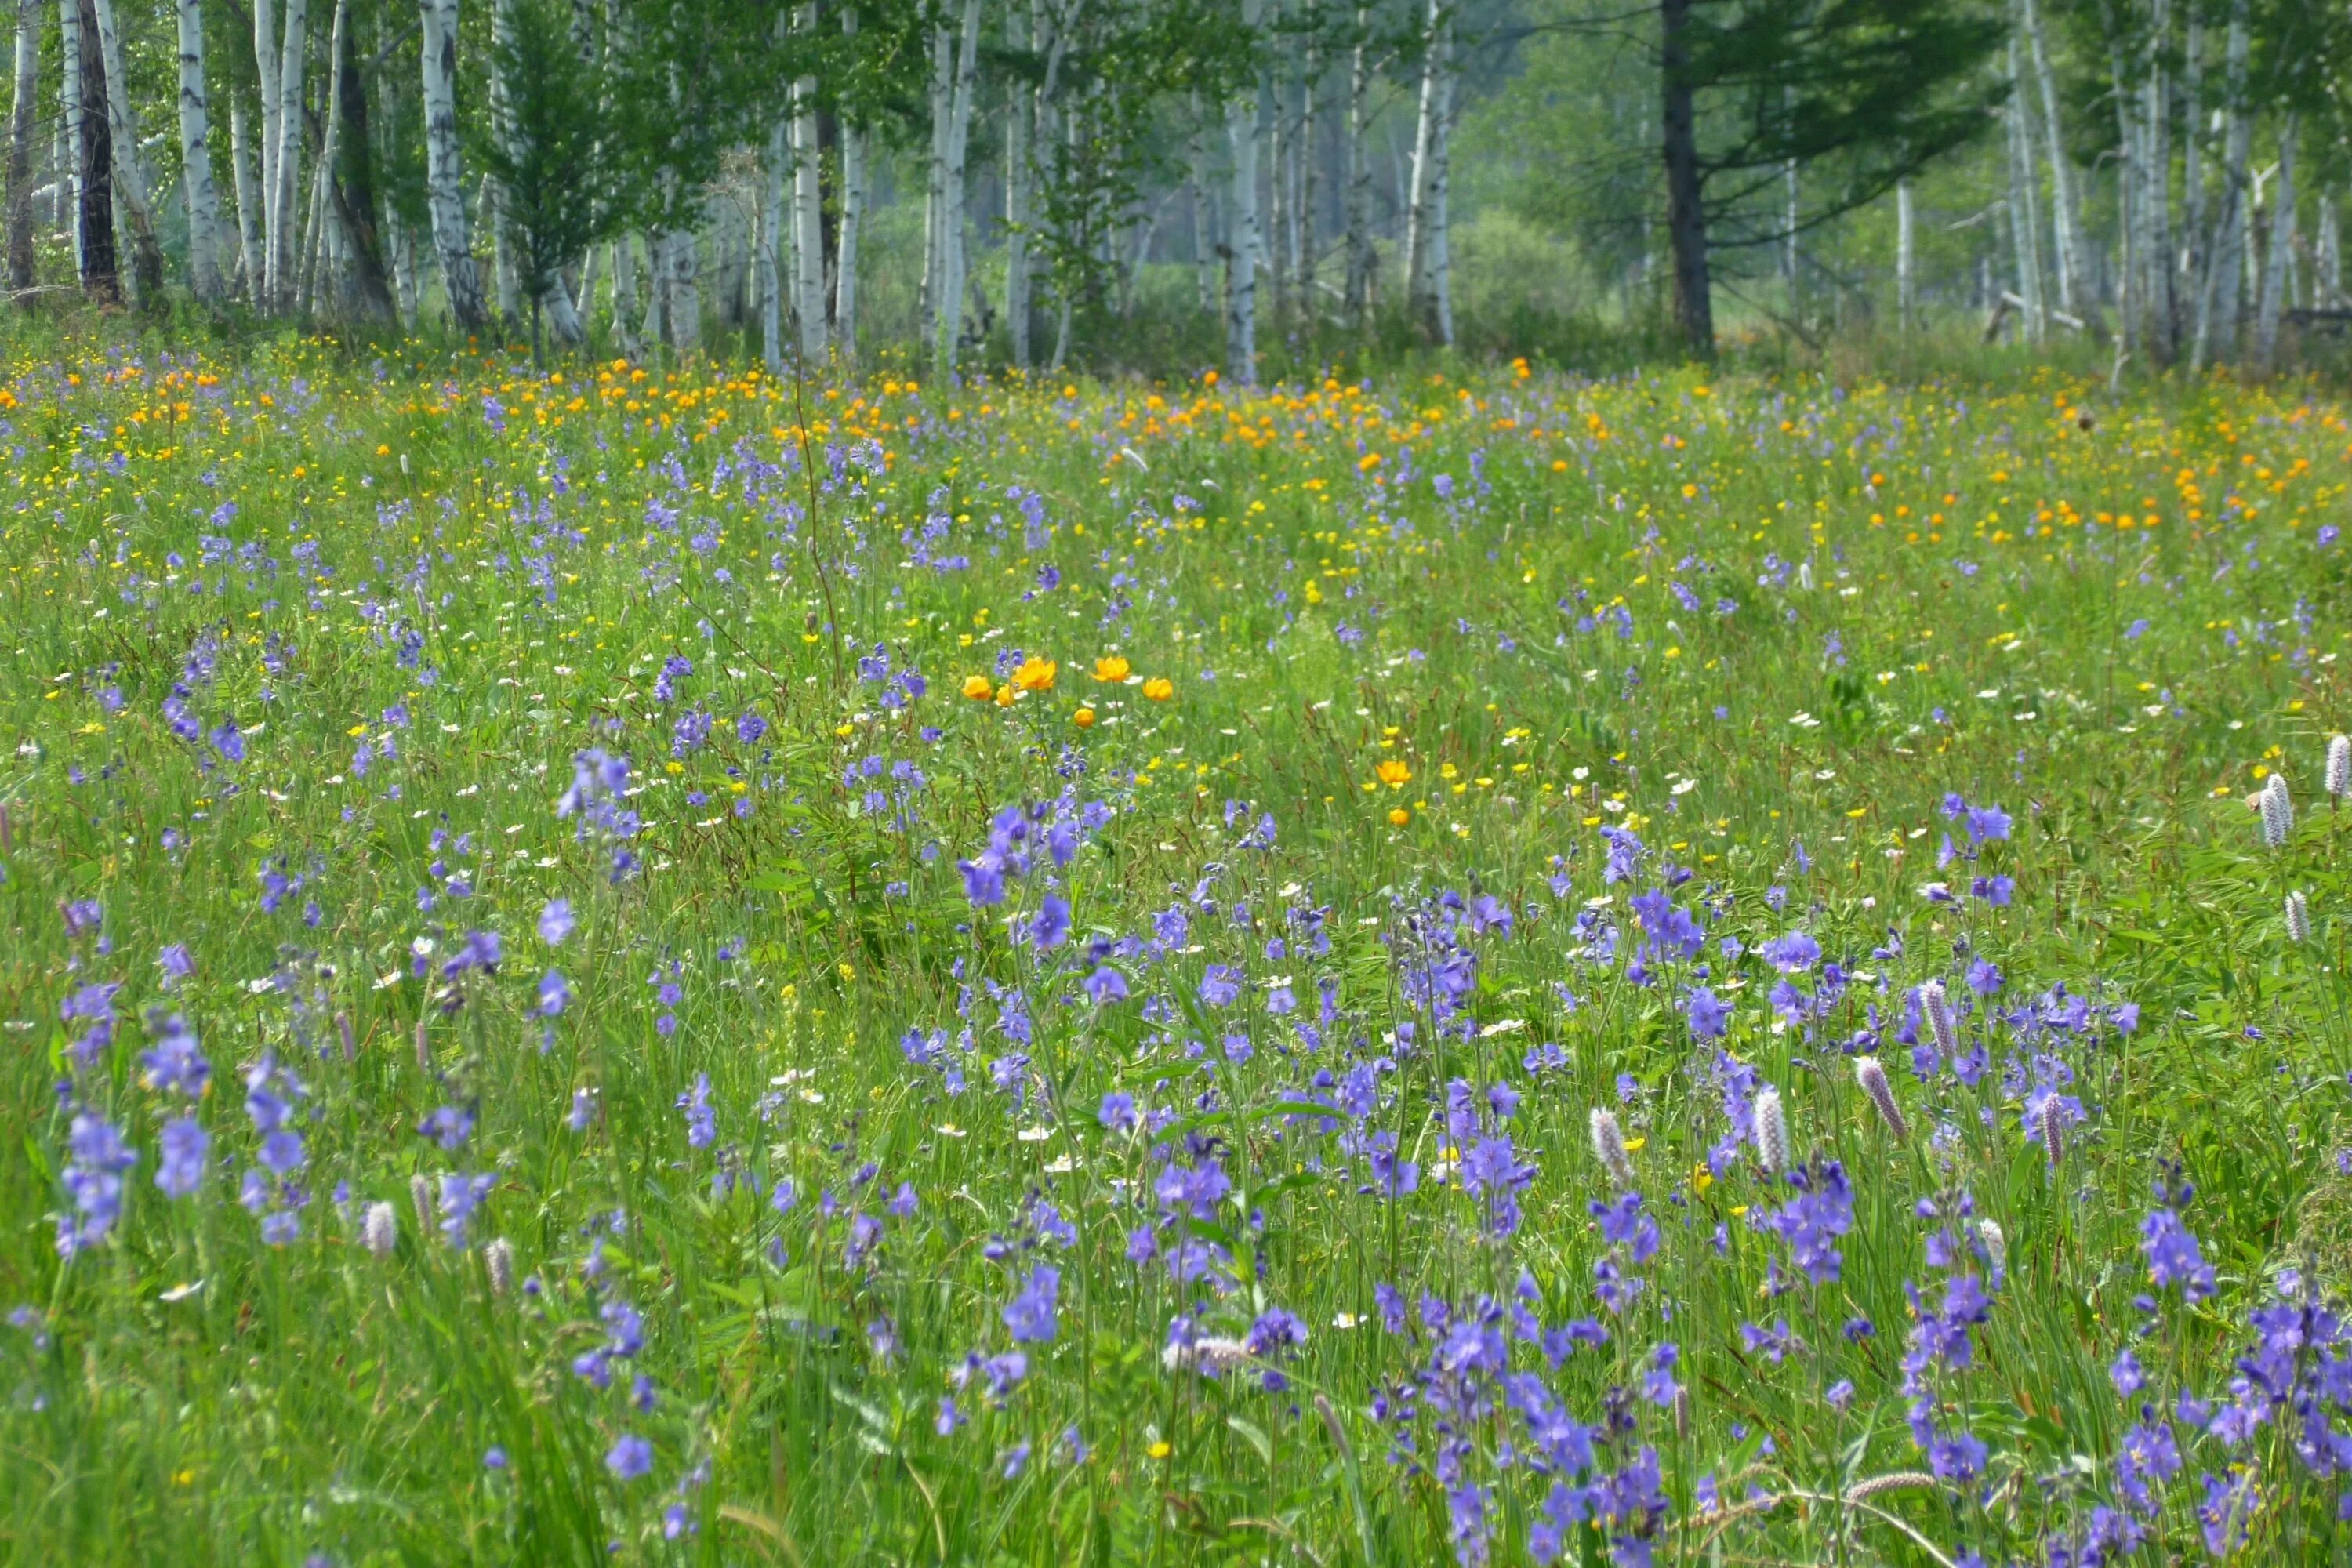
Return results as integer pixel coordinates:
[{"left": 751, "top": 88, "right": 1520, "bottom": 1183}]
[
  {"left": 2254, "top": 114, "right": 2295, "bottom": 374},
  {"left": 2140, "top": 0, "right": 2172, "bottom": 358},
  {"left": 173, "top": 0, "right": 223, "bottom": 299},
  {"left": 390, "top": 212, "right": 417, "bottom": 325},
  {"left": 932, "top": 0, "right": 979, "bottom": 372},
  {"left": 1188, "top": 112, "right": 1214, "bottom": 315},
  {"left": 2207, "top": 0, "right": 2250, "bottom": 359},
  {"left": 229, "top": 96, "right": 263, "bottom": 299},
  {"left": 2020, "top": 0, "right": 2083, "bottom": 321},
  {"left": 1343, "top": 5, "right": 1370, "bottom": 325},
  {"left": 663, "top": 227, "right": 699, "bottom": 350},
  {"left": 2319, "top": 194, "right": 2340, "bottom": 309},
  {"left": 267, "top": 0, "right": 307, "bottom": 310},
  {"left": 759, "top": 118, "right": 784, "bottom": 372},
  {"left": 837, "top": 121, "right": 865, "bottom": 359},
  {"left": 419, "top": 0, "right": 488, "bottom": 328},
  {"left": 89, "top": 0, "right": 163, "bottom": 296},
  {"left": 920, "top": 13, "right": 946, "bottom": 357},
  {"left": 6, "top": 0, "right": 36, "bottom": 290},
  {"left": 2004, "top": 37, "right": 2044, "bottom": 340},
  {"left": 1224, "top": 0, "right": 1265, "bottom": 383},
  {"left": 488, "top": 0, "right": 522, "bottom": 321},
  {"left": 298, "top": 0, "right": 343, "bottom": 314},
  {"left": 1298, "top": 38, "right": 1317, "bottom": 309},
  {"left": 1005, "top": 2, "right": 1031, "bottom": 368},
  {"left": 1403, "top": 0, "right": 1451, "bottom": 343},
  {"left": 789, "top": 15, "right": 825, "bottom": 361},
  {"left": 1896, "top": 177, "right": 1914, "bottom": 332},
  {"left": 55, "top": 0, "right": 78, "bottom": 274},
  {"left": 252, "top": 0, "right": 278, "bottom": 260}
]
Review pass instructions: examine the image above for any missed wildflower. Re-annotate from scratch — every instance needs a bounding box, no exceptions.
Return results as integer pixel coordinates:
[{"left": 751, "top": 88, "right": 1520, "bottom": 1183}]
[
  {"left": 1374, "top": 760, "right": 1411, "bottom": 789},
  {"left": 2286, "top": 890, "right": 2310, "bottom": 944},
  {"left": 1918, "top": 979, "right": 1958, "bottom": 1062},
  {"left": 57, "top": 1112, "right": 137, "bottom": 1256},
  {"left": 605, "top": 1434, "right": 654, "bottom": 1481},
  {"left": 1091, "top": 655, "right": 1131, "bottom": 682},
  {"left": 1142, "top": 677, "right": 1174, "bottom": 702},
  {"left": 1073, "top": 706, "right": 1095, "bottom": 728},
  {"left": 362, "top": 1201, "right": 398, "bottom": 1257},
  {"left": 1011, "top": 657, "right": 1057, "bottom": 693},
  {"left": 2259, "top": 772, "right": 2292, "bottom": 849},
  {"left": 155, "top": 1116, "right": 208, "bottom": 1198},
  {"left": 2328, "top": 735, "right": 2350, "bottom": 798},
  {"left": 1588, "top": 1107, "right": 1636, "bottom": 1189},
  {"left": 485, "top": 1237, "right": 515, "bottom": 1295},
  {"left": 962, "top": 674, "right": 994, "bottom": 701},
  {"left": 1854, "top": 1056, "right": 1909, "bottom": 1139},
  {"left": 1753, "top": 1086, "right": 1790, "bottom": 1178},
  {"left": 1003, "top": 1264, "right": 1061, "bottom": 1343},
  {"left": 539, "top": 898, "right": 575, "bottom": 945}
]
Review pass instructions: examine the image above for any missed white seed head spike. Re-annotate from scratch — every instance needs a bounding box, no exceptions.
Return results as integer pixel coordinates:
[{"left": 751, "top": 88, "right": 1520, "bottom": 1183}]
[
  {"left": 1588, "top": 1107, "right": 1636, "bottom": 1190},
  {"left": 1753, "top": 1087, "right": 1791, "bottom": 1179}
]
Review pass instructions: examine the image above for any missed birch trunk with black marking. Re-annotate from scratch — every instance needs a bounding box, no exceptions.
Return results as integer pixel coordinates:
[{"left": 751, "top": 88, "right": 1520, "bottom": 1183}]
[
  {"left": 1342, "top": 3, "right": 1370, "bottom": 326},
  {"left": 72, "top": 0, "right": 114, "bottom": 302},
  {"left": 930, "top": 0, "right": 978, "bottom": 372},
  {"left": 1225, "top": 0, "right": 1264, "bottom": 382},
  {"left": 175, "top": 0, "right": 224, "bottom": 299},
  {"left": 1403, "top": 0, "right": 1452, "bottom": 343},
  {"left": 2003, "top": 36, "right": 2044, "bottom": 340},
  {"left": 835, "top": 5, "right": 866, "bottom": 361},
  {"left": 1895, "top": 178, "right": 1914, "bottom": 332},
  {"left": 5, "top": 0, "right": 37, "bottom": 294},
  {"left": 2020, "top": 0, "right": 2085, "bottom": 325},
  {"left": 89, "top": 0, "right": 162, "bottom": 301},
  {"left": 2254, "top": 114, "right": 2294, "bottom": 375},
  {"left": 230, "top": 96, "right": 263, "bottom": 298},
  {"left": 419, "top": 0, "right": 488, "bottom": 327},
  {"left": 789, "top": 4, "right": 825, "bottom": 360},
  {"left": 267, "top": 0, "right": 308, "bottom": 309}
]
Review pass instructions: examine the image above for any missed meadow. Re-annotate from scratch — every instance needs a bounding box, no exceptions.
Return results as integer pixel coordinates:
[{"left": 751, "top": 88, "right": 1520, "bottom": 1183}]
[{"left": 2, "top": 331, "right": 2350, "bottom": 1567}]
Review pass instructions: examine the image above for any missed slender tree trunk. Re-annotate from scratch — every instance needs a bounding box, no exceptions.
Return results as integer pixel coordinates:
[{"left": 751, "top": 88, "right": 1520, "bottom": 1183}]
[
  {"left": 267, "top": 0, "right": 308, "bottom": 309},
  {"left": 173, "top": 0, "right": 224, "bottom": 299},
  {"left": 390, "top": 211, "right": 417, "bottom": 325},
  {"left": 2139, "top": 0, "right": 2172, "bottom": 361},
  {"left": 1660, "top": 0, "right": 1710, "bottom": 354},
  {"left": 1187, "top": 105, "right": 1215, "bottom": 315},
  {"left": 1403, "top": 0, "right": 1444, "bottom": 338},
  {"left": 1004, "top": 2, "right": 1031, "bottom": 366},
  {"left": 920, "top": 12, "right": 946, "bottom": 356},
  {"left": 2202, "top": 0, "right": 2249, "bottom": 363},
  {"left": 252, "top": 0, "right": 278, "bottom": 278},
  {"left": 932, "top": 0, "right": 979, "bottom": 371},
  {"left": 72, "top": 0, "right": 114, "bottom": 303},
  {"left": 2020, "top": 0, "right": 2086, "bottom": 327},
  {"left": 298, "top": 0, "right": 345, "bottom": 315},
  {"left": 1225, "top": 0, "right": 1265, "bottom": 382},
  {"left": 664, "top": 227, "right": 700, "bottom": 350},
  {"left": 1343, "top": 5, "right": 1370, "bottom": 325},
  {"left": 419, "top": 0, "right": 487, "bottom": 328},
  {"left": 88, "top": 0, "right": 160, "bottom": 300},
  {"left": 2319, "top": 194, "right": 2341, "bottom": 310},
  {"left": 2180, "top": 9, "right": 2202, "bottom": 314},
  {"left": 2005, "top": 38, "right": 2045, "bottom": 340},
  {"left": 332, "top": 22, "right": 395, "bottom": 321},
  {"left": 836, "top": 106, "right": 865, "bottom": 358},
  {"left": 1895, "top": 177, "right": 1914, "bottom": 332},
  {"left": 2254, "top": 113, "right": 2294, "bottom": 375},
  {"left": 230, "top": 96, "right": 264, "bottom": 300},
  {"left": 759, "top": 115, "right": 784, "bottom": 372},
  {"left": 790, "top": 5, "right": 826, "bottom": 361},
  {"left": 1298, "top": 32, "right": 1317, "bottom": 315},
  {"left": 5, "top": 0, "right": 36, "bottom": 296}
]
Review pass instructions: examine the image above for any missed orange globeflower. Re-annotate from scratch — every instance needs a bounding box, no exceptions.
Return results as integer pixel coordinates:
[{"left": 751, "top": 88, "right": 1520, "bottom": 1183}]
[
  {"left": 1375, "top": 760, "right": 1412, "bottom": 788},
  {"left": 961, "top": 674, "right": 995, "bottom": 702},
  {"left": 1092, "top": 655, "right": 1131, "bottom": 683},
  {"left": 1012, "top": 657, "right": 1058, "bottom": 693},
  {"left": 1073, "top": 707, "right": 1097, "bottom": 728},
  {"left": 1142, "top": 677, "right": 1174, "bottom": 702},
  {"left": 1388, "top": 807, "right": 1412, "bottom": 826}
]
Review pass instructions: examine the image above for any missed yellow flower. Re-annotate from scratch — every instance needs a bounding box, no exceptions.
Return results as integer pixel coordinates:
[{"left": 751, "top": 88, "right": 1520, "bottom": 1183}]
[
  {"left": 1375, "top": 760, "right": 1412, "bottom": 789},
  {"left": 961, "top": 674, "right": 994, "bottom": 702},
  {"left": 1388, "top": 806, "right": 1411, "bottom": 826},
  {"left": 1073, "top": 706, "right": 1097, "bottom": 728},
  {"left": 1142, "top": 677, "right": 1174, "bottom": 702},
  {"left": 1011, "top": 657, "right": 1058, "bottom": 692},
  {"left": 1091, "top": 655, "right": 1131, "bottom": 683}
]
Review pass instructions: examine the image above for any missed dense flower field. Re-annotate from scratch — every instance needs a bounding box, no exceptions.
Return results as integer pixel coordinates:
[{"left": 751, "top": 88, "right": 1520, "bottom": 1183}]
[{"left": 3, "top": 338, "right": 2351, "bottom": 1566}]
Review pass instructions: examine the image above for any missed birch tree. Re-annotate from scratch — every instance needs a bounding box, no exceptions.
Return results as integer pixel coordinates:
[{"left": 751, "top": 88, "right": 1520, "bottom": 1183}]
[
  {"left": 2252, "top": 112, "right": 2293, "bottom": 374},
  {"left": 420, "top": 0, "right": 490, "bottom": 327},
  {"left": 1403, "top": 0, "right": 1450, "bottom": 344},
  {"left": 175, "top": 0, "right": 225, "bottom": 299},
  {"left": 788, "top": 2, "right": 825, "bottom": 361},
  {"left": 71, "top": 0, "right": 116, "bottom": 302},
  {"left": 268, "top": 0, "right": 309, "bottom": 308},
  {"left": 88, "top": 0, "right": 164, "bottom": 300},
  {"left": 2020, "top": 0, "right": 2086, "bottom": 327},
  {"left": 1225, "top": 0, "right": 1264, "bottom": 382},
  {"left": 928, "top": 0, "right": 980, "bottom": 372},
  {"left": 5, "top": 0, "right": 34, "bottom": 296}
]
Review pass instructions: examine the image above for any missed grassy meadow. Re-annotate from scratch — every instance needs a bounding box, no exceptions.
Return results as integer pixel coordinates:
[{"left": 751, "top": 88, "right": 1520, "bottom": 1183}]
[{"left": 2, "top": 332, "right": 2351, "bottom": 1566}]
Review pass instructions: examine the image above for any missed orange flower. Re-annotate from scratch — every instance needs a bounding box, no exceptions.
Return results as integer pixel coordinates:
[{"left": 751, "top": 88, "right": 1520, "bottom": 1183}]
[
  {"left": 1375, "top": 760, "right": 1412, "bottom": 788},
  {"left": 1142, "top": 677, "right": 1174, "bottom": 702},
  {"left": 961, "top": 674, "right": 994, "bottom": 702},
  {"left": 1073, "top": 707, "right": 1097, "bottom": 728},
  {"left": 1092, "top": 655, "right": 1131, "bottom": 683},
  {"left": 1388, "top": 807, "right": 1412, "bottom": 826},
  {"left": 1011, "top": 657, "right": 1058, "bottom": 693}
]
